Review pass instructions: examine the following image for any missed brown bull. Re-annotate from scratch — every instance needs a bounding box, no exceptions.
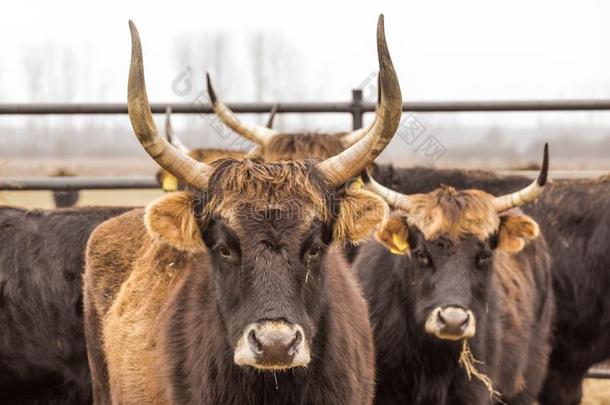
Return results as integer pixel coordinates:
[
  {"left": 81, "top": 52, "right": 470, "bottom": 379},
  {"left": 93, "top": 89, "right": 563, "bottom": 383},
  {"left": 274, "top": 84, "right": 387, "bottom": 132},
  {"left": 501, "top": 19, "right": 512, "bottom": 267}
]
[{"left": 84, "top": 15, "right": 401, "bottom": 405}]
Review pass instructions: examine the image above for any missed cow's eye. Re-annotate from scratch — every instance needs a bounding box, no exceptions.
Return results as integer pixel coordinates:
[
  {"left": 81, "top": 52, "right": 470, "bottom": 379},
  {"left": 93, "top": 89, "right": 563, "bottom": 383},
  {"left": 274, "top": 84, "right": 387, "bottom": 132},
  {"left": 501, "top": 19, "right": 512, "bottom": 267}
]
[
  {"left": 413, "top": 249, "right": 430, "bottom": 267},
  {"left": 219, "top": 246, "right": 231, "bottom": 258},
  {"left": 476, "top": 251, "right": 493, "bottom": 267},
  {"left": 214, "top": 242, "right": 238, "bottom": 264},
  {"left": 305, "top": 244, "right": 322, "bottom": 262}
]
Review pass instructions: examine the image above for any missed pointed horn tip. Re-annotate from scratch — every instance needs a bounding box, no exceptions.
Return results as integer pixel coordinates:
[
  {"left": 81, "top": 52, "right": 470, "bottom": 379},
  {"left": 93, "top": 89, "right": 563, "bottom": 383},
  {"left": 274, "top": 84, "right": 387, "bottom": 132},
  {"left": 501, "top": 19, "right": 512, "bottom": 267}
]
[
  {"left": 128, "top": 20, "right": 138, "bottom": 39},
  {"left": 206, "top": 73, "right": 217, "bottom": 104},
  {"left": 375, "top": 13, "right": 401, "bottom": 102},
  {"left": 266, "top": 103, "right": 279, "bottom": 128},
  {"left": 376, "top": 14, "right": 386, "bottom": 47},
  {"left": 537, "top": 143, "right": 549, "bottom": 187}
]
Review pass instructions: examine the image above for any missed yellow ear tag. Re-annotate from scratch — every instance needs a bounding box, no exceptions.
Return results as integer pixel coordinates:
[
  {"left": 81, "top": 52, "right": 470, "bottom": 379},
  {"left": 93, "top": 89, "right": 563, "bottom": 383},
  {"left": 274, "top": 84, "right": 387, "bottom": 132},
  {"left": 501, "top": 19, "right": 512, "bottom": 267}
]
[
  {"left": 347, "top": 176, "right": 364, "bottom": 192},
  {"left": 390, "top": 232, "right": 409, "bottom": 255},
  {"left": 162, "top": 175, "right": 179, "bottom": 192}
]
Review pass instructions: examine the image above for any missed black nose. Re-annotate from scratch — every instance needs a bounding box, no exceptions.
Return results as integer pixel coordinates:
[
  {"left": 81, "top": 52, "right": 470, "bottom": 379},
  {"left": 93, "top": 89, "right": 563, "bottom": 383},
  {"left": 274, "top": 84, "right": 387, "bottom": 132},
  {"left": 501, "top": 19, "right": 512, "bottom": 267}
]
[
  {"left": 248, "top": 326, "right": 302, "bottom": 366},
  {"left": 438, "top": 307, "right": 470, "bottom": 335}
]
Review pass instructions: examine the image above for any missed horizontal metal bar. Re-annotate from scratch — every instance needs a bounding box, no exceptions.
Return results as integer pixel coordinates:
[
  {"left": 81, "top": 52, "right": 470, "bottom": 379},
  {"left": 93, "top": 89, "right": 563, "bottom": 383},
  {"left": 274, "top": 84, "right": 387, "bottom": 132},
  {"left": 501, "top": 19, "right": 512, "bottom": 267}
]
[
  {"left": 586, "top": 369, "right": 610, "bottom": 379},
  {"left": 0, "top": 171, "right": 605, "bottom": 191},
  {"left": 496, "top": 170, "right": 608, "bottom": 179},
  {"left": 0, "top": 176, "right": 158, "bottom": 190},
  {"left": 0, "top": 103, "right": 353, "bottom": 115},
  {"left": 3, "top": 100, "right": 610, "bottom": 115}
]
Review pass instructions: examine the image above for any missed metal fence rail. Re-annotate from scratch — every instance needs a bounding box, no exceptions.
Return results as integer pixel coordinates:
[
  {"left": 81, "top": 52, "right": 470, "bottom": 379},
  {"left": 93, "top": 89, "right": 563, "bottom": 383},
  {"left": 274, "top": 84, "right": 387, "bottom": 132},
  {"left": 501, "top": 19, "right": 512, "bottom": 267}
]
[
  {"left": 1, "top": 171, "right": 607, "bottom": 191},
  {"left": 0, "top": 176, "right": 159, "bottom": 191},
  {"left": 3, "top": 90, "right": 610, "bottom": 129}
]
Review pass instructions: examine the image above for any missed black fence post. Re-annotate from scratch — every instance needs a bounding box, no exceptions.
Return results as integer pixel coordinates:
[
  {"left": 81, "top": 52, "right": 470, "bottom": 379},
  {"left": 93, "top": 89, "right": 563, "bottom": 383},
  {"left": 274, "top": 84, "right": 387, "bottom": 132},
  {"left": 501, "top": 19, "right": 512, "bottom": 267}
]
[{"left": 351, "top": 89, "right": 364, "bottom": 130}]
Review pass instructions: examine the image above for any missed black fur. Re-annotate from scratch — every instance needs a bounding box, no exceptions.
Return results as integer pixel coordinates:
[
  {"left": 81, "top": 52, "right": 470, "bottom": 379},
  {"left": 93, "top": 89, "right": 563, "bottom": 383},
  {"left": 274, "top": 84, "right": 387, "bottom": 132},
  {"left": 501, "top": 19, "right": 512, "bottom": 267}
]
[{"left": 0, "top": 206, "right": 131, "bottom": 404}]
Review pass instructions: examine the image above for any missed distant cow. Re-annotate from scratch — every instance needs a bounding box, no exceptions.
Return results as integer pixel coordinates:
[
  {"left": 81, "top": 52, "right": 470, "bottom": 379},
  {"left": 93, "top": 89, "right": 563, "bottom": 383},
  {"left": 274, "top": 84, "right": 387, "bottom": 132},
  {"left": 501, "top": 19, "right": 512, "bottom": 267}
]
[
  {"left": 371, "top": 164, "right": 610, "bottom": 405},
  {"left": 355, "top": 147, "right": 554, "bottom": 404},
  {"left": 50, "top": 168, "right": 80, "bottom": 207},
  {"left": 207, "top": 80, "right": 373, "bottom": 163},
  {"left": 84, "top": 15, "right": 401, "bottom": 405},
  {"left": 0, "top": 206, "right": 132, "bottom": 404}
]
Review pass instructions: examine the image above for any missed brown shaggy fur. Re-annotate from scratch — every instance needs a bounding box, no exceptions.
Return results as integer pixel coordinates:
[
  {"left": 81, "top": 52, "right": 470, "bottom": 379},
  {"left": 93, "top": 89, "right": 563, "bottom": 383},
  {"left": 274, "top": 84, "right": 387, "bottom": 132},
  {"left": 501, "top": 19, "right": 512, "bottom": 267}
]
[
  {"left": 386, "top": 186, "right": 540, "bottom": 252},
  {"left": 203, "top": 159, "right": 331, "bottom": 222},
  {"left": 253, "top": 133, "right": 347, "bottom": 162}
]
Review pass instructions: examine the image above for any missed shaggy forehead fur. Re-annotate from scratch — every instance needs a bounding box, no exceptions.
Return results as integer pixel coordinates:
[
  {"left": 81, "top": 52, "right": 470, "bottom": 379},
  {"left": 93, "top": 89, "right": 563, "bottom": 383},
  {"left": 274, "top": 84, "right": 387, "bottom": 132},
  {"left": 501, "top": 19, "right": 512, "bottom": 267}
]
[
  {"left": 406, "top": 186, "right": 499, "bottom": 241},
  {"left": 204, "top": 159, "right": 331, "bottom": 223}
]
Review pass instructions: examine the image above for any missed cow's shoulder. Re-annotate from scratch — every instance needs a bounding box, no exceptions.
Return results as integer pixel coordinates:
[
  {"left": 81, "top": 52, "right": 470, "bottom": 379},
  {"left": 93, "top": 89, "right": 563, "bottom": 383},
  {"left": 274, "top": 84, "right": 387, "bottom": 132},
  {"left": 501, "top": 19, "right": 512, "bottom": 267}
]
[{"left": 85, "top": 208, "right": 148, "bottom": 315}]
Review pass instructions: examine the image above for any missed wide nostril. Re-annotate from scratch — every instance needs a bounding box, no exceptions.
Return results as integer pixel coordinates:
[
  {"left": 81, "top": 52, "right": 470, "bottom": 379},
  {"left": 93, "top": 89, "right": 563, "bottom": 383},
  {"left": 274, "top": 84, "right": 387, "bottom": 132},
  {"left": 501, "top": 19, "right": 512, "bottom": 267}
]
[
  {"left": 287, "top": 330, "right": 302, "bottom": 356},
  {"left": 248, "top": 329, "right": 263, "bottom": 354}
]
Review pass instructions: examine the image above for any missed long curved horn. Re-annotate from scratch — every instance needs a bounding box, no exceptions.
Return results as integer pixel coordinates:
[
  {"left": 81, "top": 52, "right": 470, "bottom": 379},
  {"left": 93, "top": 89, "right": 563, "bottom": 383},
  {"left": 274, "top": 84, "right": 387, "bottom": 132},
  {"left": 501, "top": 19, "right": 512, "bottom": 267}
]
[
  {"left": 164, "top": 107, "right": 189, "bottom": 152},
  {"left": 266, "top": 103, "right": 279, "bottom": 129},
  {"left": 206, "top": 73, "right": 279, "bottom": 145},
  {"left": 317, "top": 14, "right": 402, "bottom": 186},
  {"left": 492, "top": 143, "right": 549, "bottom": 213},
  {"left": 339, "top": 121, "right": 375, "bottom": 147},
  {"left": 341, "top": 76, "right": 380, "bottom": 146},
  {"left": 128, "top": 21, "right": 212, "bottom": 189},
  {"left": 361, "top": 170, "right": 410, "bottom": 210}
]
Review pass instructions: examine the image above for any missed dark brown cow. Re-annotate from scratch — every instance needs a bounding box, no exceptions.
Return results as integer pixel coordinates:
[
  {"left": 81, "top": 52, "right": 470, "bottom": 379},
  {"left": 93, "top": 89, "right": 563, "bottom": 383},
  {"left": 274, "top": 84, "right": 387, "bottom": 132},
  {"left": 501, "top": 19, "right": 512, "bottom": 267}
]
[
  {"left": 84, "top": 15, "right": 401, "bottom": 405},
  {"left": 50, "top": 168, "right": 80, "bottom": 207},
  {"left": 355, "top": 147, "right": 554, "bottom": 404}
]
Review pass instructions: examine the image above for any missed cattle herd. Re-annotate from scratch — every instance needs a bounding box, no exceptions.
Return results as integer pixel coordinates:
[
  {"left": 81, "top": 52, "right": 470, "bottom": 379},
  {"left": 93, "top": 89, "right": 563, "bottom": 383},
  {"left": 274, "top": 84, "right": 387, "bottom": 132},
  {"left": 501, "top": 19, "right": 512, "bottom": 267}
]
[{"left": 0, "top": 14, "right": 609, "bottom": 405}]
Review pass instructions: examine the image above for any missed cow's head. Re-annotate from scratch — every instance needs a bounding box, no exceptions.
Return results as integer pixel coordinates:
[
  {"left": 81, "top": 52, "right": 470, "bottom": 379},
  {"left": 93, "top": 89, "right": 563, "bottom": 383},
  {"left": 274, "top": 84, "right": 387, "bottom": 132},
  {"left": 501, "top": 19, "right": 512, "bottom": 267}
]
[
  {"left": 206, "top": 64, "right": 377, "bottom": 163},
  {"left": 363, "top": 146, "right": 548, "bottom": 341},
  {"left": 128, "top": 15, "right": 400, "bottom": 371}
]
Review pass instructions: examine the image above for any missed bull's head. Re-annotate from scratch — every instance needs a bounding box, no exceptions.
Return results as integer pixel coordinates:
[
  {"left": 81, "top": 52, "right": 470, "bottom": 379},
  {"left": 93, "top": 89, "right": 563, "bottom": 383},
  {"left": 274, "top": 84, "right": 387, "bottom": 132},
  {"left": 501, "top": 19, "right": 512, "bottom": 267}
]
[
  {"left": 363, "top": 145, "right": 549, "bottom": 341},
  {"left": 127, "top": 15, "right": 400, "bottom": 371}
]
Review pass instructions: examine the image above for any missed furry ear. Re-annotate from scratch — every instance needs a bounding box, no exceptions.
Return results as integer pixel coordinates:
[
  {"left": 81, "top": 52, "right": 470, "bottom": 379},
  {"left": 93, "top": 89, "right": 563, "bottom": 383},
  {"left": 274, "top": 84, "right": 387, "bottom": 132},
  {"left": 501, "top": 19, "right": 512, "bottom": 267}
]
[
  {"left": 145, "top": 191, "right": 205, "bottom": 252},
  {"left": 375, "top": 212, "right": 410, "bottom": 255},
  {"left": 498, "top": 214, "right": 540, "bottom": 253},
  {"left": 333, "top": 189, "right": 389, "bottom": 243}
]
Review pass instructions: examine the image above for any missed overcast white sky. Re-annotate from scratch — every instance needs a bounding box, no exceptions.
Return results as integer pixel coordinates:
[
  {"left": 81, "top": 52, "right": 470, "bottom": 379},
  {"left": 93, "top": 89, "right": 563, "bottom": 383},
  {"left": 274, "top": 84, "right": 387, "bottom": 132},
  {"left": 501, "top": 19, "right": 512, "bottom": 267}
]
[{"left": 2, "top": 0, "right": 610, "bottom": 103}]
